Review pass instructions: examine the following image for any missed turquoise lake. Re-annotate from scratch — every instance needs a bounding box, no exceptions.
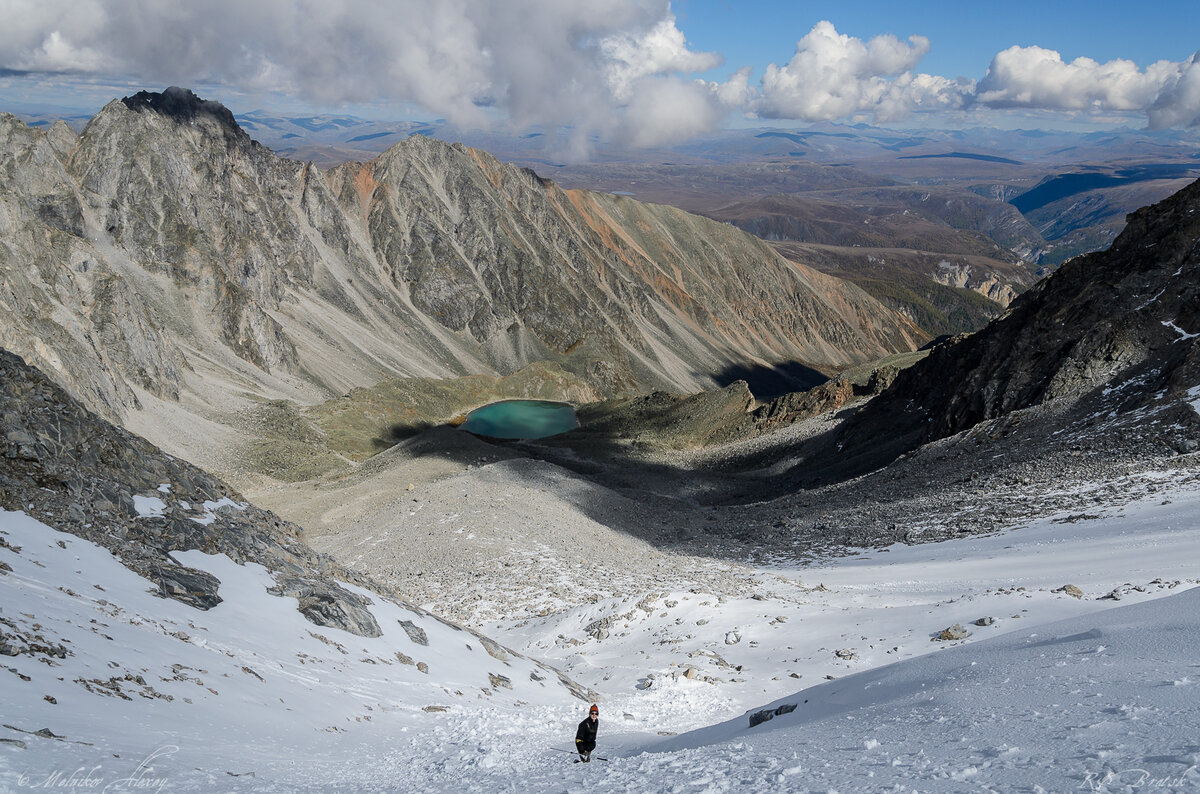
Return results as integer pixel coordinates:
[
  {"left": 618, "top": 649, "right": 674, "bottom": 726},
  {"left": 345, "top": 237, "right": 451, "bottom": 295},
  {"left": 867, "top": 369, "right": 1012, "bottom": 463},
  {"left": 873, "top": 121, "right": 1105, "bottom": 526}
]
[{"left": 460, "top": 400, "right": 579, "bottom": 440}]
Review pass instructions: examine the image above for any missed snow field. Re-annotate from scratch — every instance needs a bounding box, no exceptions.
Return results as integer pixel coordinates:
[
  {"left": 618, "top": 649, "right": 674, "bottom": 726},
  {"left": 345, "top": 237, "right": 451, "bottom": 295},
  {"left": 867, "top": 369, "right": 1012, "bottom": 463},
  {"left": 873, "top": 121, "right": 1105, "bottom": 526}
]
[
  {"left": 1, "top": 475, "right": 1198, "bottom": 791},
  {"left": 0, "top": 510, "right": 578, "bottom": 792}
]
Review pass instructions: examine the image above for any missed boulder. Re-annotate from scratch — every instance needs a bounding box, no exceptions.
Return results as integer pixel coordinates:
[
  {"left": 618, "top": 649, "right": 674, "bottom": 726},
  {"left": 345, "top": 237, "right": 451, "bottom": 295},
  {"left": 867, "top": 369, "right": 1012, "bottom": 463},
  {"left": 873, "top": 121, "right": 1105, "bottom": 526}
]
[
  {"left": 936, "top": 624, "right": 969, "bottom": 641},
  {"left": 398, "top": 619, "right": 430, "bottom": 646}
]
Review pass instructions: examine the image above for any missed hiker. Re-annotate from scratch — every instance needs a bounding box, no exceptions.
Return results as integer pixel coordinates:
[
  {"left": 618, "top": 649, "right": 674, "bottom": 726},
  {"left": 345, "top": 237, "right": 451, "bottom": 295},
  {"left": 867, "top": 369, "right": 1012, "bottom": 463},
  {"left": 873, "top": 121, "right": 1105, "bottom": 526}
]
[{"left": 575, "top": 703, "right": 599, "bottom": 761}]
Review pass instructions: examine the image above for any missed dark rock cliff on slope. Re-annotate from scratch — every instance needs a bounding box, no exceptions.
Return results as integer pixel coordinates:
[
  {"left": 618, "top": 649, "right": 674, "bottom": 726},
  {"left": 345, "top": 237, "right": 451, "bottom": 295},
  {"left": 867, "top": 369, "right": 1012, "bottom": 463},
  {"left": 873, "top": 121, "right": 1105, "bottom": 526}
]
[
  {"left": 0, "top": 89, "right": 923, "bottom": 436},
  {"left": 830, "top": 177, "right": 1200, "bottom": 476}
]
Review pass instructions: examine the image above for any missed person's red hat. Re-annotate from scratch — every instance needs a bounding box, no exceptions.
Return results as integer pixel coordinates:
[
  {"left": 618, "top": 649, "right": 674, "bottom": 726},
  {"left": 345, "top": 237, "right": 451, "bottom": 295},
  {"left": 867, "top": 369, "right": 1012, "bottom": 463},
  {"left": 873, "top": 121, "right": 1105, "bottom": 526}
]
[{"left": 589, "top": 704, "right": 599, "bottom": 714}]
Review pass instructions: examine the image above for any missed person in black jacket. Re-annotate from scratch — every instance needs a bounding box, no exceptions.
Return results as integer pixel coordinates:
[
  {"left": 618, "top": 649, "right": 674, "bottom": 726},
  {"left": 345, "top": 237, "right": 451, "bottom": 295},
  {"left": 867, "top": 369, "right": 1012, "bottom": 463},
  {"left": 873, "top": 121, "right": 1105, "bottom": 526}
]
[{"left": 575, "top": 703, "right": 599, "bottom": 761}]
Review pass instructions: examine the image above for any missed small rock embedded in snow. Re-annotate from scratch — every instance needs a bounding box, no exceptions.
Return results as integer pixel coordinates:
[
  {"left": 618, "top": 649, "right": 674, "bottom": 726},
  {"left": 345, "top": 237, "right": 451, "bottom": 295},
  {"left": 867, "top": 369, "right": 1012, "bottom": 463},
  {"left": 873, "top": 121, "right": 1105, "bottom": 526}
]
[
  {"left": 724, "top": 630, "right": 741, "bottom": 645},
  {"left": 975, "top": 617, "right": 995, "bottom": 626},
  {"left": 835, "top": 648, "right": 858, "bottom": 660},
  {"left": 936, "top": 624, "right": 969, "bottom": 641},
  {"left": 749, "top": 702, "right": 797, "bottom": 727},
  {"left": 398, "top": 620, "right": 429, "bottom": 646},
  {"left": 1053, "top": 584, "right": 1084, "bottom": 598}
]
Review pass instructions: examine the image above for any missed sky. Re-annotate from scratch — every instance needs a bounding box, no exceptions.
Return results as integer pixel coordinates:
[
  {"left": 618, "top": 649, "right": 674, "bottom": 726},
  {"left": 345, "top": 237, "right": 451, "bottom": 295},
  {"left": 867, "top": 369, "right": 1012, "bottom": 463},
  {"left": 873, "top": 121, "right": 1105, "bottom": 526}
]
[{"left": 1, "top": 0, "right": 1198, "bottom": 154}]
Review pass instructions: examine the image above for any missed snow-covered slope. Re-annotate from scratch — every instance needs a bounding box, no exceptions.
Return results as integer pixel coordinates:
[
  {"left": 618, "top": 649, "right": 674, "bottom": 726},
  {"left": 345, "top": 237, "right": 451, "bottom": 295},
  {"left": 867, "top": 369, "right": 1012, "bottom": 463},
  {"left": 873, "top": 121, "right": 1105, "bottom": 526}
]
[
  {"left": 6, "top": 476, "right": 1195, "bottom": 791},
  {"left": 0, "top": 510, "right": 584, "bottom": 791},
  {"left": 638, "top": 584, "right": 1200, "bottom": 792}
]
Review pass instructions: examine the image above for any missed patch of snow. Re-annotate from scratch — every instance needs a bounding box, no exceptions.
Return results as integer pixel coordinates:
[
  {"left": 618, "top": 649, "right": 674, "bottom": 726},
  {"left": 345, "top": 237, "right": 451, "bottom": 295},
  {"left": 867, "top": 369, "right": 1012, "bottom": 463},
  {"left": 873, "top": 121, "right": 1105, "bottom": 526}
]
[
  {"left": 0, "top": 509, "right": 577, "bottom": 791},
  {"left": 190, "top": 497, "right": 248, "bottom": 526},
  {"left": 1162, "top": 319, "right": 1199, "bottom": 341},
  {"left": 131, "top": 494, "right": 166, "bottom": 517},
  {"left": 4, "top": 476, "right": 1200, "bottom": 791}
]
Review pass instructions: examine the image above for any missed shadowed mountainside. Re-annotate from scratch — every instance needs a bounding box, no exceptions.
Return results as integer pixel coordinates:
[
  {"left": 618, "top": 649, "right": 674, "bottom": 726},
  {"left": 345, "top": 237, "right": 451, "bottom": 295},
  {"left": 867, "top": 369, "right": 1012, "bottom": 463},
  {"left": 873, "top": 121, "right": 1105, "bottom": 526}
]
[{"left": 827, "top": 177, "right": 1200, "bottom": 478}]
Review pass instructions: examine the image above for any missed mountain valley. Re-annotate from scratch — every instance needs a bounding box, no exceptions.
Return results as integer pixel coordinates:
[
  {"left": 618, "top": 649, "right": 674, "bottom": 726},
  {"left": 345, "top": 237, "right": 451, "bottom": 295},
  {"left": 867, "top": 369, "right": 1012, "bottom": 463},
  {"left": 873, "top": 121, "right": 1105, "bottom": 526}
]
[{"left": 2, "top": 89, "right": 1199, "bottom": 791}]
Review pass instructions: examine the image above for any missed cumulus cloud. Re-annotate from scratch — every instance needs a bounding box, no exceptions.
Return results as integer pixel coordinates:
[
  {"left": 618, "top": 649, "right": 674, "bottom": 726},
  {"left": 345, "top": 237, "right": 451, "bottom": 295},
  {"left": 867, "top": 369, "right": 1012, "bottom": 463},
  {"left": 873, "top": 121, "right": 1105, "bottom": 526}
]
[
  {"left": 974, "top": 45, "right": 1200, "bottom": 128},
  {"left": 0, "top": 0, "right": 735, "bottom": 152},
  {"left": 617, "top": 76, "right": 724, "bottom": 147},
  {"left": 600, "top": 11, "right": 722, "bottom": 100},
  {"left": 755, "top": 21, "right": 972, "bottom": 122},
  {"left": 978, "top": 46, "right": 1173, "bottom": 110},
  {"left": 1148, "top": 53, "right": 1200, "bottom": 129}
]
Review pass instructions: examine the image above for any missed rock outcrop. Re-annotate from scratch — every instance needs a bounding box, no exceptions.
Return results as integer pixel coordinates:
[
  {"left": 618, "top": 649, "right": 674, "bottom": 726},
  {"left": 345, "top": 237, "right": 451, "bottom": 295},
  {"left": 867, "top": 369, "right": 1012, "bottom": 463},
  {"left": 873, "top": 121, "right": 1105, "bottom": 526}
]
[{"left": 0, "top": 347, "right": 378, "bottom": 631}]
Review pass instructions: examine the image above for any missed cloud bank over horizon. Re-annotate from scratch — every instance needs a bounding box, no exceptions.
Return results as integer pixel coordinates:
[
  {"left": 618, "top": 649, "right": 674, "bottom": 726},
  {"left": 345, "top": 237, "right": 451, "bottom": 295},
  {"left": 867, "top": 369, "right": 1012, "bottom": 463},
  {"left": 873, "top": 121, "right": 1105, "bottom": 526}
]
[{"left": 1, "top": 1, "right": 1198, "bottom": 153}]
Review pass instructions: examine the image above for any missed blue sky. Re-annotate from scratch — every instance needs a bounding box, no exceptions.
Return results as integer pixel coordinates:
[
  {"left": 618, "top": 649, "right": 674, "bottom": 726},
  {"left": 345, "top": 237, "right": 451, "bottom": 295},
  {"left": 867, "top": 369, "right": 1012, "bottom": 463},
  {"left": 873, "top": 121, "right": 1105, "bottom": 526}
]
[
  {"left": 1, "top": 0, "right": 1197, "bottom": 145},
  {"left": 675, "top": 0, "right": 1200, "bottom": 82}
]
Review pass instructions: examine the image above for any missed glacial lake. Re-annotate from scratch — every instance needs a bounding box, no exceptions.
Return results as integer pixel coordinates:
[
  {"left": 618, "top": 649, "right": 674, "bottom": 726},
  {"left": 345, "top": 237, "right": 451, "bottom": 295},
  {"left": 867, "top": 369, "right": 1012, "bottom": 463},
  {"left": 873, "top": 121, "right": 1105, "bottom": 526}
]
[{"left": 460, "top": 400, "right": 579, "bottom": 440}]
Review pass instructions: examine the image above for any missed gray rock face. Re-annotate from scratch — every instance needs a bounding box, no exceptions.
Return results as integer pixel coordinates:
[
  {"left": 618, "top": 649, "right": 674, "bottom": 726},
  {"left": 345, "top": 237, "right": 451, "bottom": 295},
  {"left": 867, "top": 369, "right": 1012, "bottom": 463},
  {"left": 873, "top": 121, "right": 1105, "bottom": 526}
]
[
  {"left": 0, "top": 90, "right": 921, "bottom": 433},
  {"left": 936, "top": 624, "right": 969, "bottom": 641},
  {"left": 749, "top": 702, "right": 798, "bottom": 727},
  {"left": 270, "top": 576, "right": 381, "bottom": 637},
  {"left": 398, "top": 619, "right": 430, "bottom": 646}
]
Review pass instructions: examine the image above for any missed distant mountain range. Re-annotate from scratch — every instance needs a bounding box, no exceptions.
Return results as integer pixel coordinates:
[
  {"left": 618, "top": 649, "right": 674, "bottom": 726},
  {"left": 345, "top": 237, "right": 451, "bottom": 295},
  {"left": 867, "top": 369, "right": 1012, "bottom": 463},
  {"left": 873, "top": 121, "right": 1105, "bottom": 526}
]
[
  {"left": 0, "top": 88, "right": 920, "bottom": 466},
  {"left": 16, "top": 98, "right": 1199, "bottom": 337}
]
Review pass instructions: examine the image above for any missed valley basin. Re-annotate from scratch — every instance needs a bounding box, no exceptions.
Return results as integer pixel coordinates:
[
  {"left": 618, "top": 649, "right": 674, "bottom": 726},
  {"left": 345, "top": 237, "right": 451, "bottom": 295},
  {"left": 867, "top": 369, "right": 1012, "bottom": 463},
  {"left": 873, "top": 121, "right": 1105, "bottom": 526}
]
[{"left": 460, "top": 399, "right": 579, "bottom": 440}]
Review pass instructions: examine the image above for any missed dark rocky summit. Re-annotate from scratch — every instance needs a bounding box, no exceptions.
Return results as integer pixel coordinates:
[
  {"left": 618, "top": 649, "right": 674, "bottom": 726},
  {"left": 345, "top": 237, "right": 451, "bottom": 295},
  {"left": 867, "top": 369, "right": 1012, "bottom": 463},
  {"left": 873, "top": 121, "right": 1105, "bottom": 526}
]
[{"left": 121, "top": 86, "right": 246, "bottom": 142}]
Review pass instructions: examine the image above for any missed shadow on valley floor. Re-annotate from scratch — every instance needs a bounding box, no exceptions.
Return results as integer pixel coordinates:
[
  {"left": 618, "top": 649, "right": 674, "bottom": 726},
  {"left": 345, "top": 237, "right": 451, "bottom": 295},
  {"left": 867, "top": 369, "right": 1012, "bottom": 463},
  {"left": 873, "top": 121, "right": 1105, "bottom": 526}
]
[
  {"left": 367, "top": 413, "right": 869, "bottom": 562},
  {"left": 373, "top": 421, "right": 440, "bottom": 451},
  {"left": 712, "top": 361, "right": 828, "bottom": 401}
]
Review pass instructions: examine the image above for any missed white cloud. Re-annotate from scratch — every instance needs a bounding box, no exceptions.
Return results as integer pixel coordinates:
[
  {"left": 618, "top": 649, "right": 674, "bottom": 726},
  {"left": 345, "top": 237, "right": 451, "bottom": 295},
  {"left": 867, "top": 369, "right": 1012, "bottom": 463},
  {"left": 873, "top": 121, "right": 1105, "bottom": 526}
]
[
  {"left": 974, "top": 45, "right": 1200, "bottom": 128},
  {"left": 1147, "top": 53, "right": 1200, "bottom": 129},
  {"left": 755, "top": 21, "right": 972, "bottom": 123},
  {"left": 600, "top": 11, "right": 722, "bottom": 100},
  {"left": 617, "top": 76, "right": 723, "bottom": 148},
  {"left": 0, "top": 0, "right": 731, "bottom": 151},
  {"left": 977, "top": 45, "right": 1174, "bottom": 110},
  {"left": 3, "top": 2, "right": 1199, "bottom": 147}
]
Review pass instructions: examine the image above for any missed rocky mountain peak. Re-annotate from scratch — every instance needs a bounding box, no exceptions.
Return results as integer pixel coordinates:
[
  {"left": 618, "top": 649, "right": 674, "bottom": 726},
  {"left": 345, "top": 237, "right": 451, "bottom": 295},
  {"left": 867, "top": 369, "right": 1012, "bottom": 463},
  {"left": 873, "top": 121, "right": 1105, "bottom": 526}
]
[{"left": 120, "top": 86, "right": 246, "bottom": 141}]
